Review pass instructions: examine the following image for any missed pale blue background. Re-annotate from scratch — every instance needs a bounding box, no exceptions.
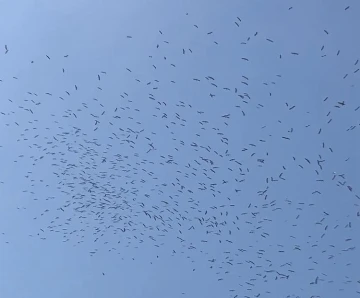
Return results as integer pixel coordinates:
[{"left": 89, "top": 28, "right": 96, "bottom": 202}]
[{"left": 0, "top": 0, "right": 359, "bottom": 297}]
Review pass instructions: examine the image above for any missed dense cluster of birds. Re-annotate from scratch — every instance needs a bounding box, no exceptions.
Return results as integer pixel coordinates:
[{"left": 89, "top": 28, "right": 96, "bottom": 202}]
[{"left": 1, "top": 4, "right": 359, "bottom": 298}]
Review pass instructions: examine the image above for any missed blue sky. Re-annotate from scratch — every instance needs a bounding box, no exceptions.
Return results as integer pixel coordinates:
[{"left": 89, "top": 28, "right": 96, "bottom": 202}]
[{"left": 0, "top": 0, "right": 359, "bottom": 297}]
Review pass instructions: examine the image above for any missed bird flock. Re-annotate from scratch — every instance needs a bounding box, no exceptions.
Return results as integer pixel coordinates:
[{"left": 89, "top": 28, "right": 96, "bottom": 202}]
[{"left": 1, "top": 2, "right": 359, "bottom": 298}]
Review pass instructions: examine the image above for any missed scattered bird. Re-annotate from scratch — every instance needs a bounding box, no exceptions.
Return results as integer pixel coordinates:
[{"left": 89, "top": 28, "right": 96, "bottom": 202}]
[{"left": 0, "top": 5, "right": 359, "bottom": 298}]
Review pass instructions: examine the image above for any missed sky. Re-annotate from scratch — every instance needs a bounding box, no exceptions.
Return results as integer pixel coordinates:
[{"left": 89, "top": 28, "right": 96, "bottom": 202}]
[{"left": 0, "top": 0, "right": 359, "bottom": 297}]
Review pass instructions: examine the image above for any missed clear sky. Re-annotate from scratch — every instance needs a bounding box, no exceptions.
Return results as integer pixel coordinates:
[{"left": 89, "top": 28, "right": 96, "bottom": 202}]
[{"left": 0, "top": 0, "right": 359, "bottom": 297}]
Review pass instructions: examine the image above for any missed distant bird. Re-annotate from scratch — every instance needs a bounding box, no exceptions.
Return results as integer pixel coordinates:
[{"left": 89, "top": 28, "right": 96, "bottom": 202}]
[{"left": 1, "top": 9, "right": 359, "bottom": 298}]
